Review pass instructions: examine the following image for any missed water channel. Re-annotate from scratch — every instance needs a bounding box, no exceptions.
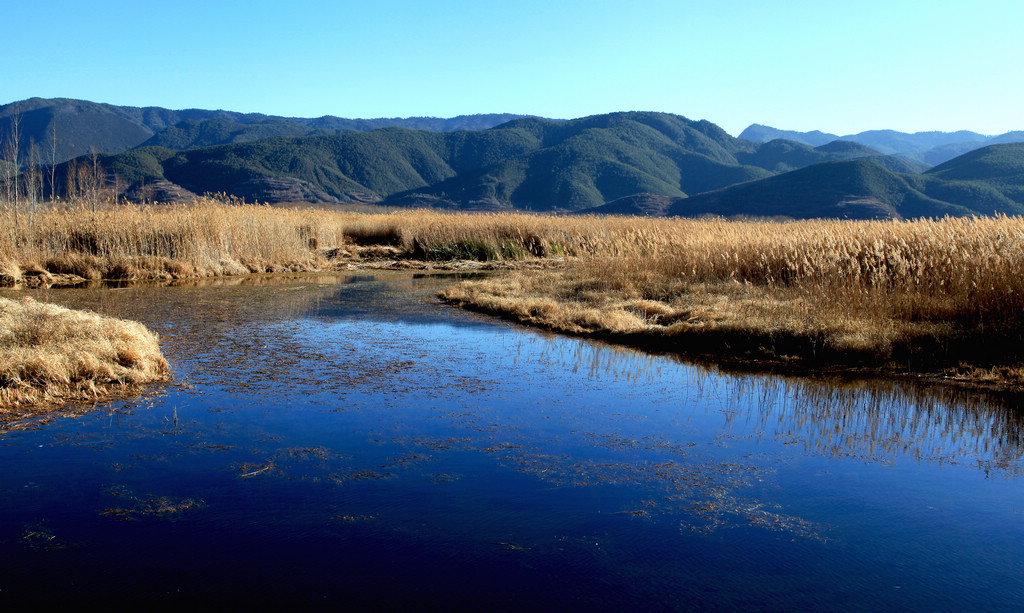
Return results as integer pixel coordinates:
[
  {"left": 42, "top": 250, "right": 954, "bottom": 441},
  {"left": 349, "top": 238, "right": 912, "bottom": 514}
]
[{"left": 1, "top": 272, "right": 1022, "bottom": 610}]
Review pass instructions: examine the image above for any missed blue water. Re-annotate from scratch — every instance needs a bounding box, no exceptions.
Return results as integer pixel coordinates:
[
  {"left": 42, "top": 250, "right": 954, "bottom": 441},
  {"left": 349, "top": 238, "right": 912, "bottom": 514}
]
[{"left": 2, "top": 273, "right": 1022, "bottom": 610}]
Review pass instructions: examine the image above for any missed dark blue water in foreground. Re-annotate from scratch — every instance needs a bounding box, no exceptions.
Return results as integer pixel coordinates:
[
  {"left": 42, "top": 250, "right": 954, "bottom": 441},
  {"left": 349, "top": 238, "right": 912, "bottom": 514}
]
[{"left": 2, "top": 273, "right": 1023, "bottom": 610}]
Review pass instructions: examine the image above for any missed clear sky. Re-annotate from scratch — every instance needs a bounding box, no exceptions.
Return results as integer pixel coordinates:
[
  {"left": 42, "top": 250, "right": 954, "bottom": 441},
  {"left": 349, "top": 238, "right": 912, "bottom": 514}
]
[{"left": 4, "top": 0, "right": 1022, "bottom": 136}]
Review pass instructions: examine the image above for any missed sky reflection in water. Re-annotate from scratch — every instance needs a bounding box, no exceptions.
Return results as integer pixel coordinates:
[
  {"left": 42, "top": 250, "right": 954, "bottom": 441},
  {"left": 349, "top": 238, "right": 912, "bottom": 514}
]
[{"left": 1, "top": 273, "right": 1022, "bottom": 610}]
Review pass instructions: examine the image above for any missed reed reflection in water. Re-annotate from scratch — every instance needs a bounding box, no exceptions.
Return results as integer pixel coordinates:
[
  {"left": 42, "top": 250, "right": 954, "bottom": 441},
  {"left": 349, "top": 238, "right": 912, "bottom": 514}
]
[{"left": 502, "top": 328, "right": 1024, "bottom": 476}]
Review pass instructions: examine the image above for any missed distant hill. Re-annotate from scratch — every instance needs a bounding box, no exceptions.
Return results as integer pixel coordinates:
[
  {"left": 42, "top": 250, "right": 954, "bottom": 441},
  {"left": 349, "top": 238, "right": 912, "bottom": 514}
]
[
  {"left": 739, "top": 124, "right": 839, "bottom": 147},
  {"left": 734, "top": 138, "right": 927, "bottom": 174},
  {"left": 0, "top": 98, "right": 531, "bottom": 164},
  {"left": 56, "top": 111, "right": 906, "bottom": 211},
  {"left": 385, "top": 113, "right": 773, "bottom": 210},
  {"left": 925, "top": 142, "right": 1024, "bottom": 185},
  {"left": 138, "top": 118, "right": 322, "bottom": 150},
  {"left": 739, "top": 123, "right": 1024, "bottom": 166},
  {"left": 649, "top": 144, "right": 1024, "bottom": 220}
]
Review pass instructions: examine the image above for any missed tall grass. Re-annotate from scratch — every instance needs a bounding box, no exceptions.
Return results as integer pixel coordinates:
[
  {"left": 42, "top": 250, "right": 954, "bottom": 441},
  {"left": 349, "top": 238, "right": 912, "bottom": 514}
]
[
  {"left": 0, "top": 197, "right": 720, "bottom": 284},
  {"left": 0, "top": 196, "right": 349, "bottom": 283},
  {"left": 5, "top": 196, "right": 1024, "bottom": 379}
]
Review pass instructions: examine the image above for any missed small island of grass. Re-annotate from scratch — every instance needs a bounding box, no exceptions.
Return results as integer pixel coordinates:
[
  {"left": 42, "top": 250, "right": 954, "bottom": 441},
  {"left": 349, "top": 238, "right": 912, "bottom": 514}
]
[{"left": 0, "top": 297, "right": 170, "bottom": 417}]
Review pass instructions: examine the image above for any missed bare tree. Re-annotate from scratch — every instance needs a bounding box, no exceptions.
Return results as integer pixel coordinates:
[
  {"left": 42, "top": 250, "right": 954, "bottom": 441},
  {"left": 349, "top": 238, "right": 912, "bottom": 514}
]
[
  {"left": 112, "top": 170, "right": 124, "bottom": 203},
  {"left": 90, "top": 148, "right": 101, "bottom": 208},
  {"left": 49, "top": 119, "right": 58, "bottom": 202},
  {"left": 27, "top": 137, "right": 39, "bottom": 209},
  {"left": 0, "top": 105, "right": 25, "bottom": 221},
  {"left": 81, "top": 148, "right": 105, "bottom": 210},
  {"left": 6, "top": 107, "right": 22, "bottom": 206},
  {"left": 66, "top": 158, "right": 78, "bottom": 201},
  {"left": 0, "top": 135, "right": 9, "bottom": 205}
]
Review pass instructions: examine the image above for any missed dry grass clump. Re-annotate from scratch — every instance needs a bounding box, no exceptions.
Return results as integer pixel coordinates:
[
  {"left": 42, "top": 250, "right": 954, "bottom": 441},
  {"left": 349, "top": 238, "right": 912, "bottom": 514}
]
[
  {"left": 441, "top": 215, "right": 1024, "bottom": 377},
  {"left": 0, "top": 297, "right": 170, "bottom": 412}
]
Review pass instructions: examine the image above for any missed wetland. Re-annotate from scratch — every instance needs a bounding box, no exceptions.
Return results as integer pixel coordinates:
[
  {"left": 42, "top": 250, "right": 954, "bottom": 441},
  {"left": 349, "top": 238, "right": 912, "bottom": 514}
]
[{"left": 1, "top": 272, "right": 1023, "bottom": 610}]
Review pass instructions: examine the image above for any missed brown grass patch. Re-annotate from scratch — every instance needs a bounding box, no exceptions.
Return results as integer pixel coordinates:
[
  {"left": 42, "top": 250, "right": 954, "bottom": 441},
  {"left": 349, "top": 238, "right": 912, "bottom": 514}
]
[{"left": 0, "top": 297, "right": 170, "bottom": 414}]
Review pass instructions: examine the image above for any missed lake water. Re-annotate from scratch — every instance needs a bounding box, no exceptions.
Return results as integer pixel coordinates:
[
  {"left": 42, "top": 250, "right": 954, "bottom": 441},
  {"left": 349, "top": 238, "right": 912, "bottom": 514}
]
[{"left": 2, "top": 272, "right": 1023, "bottom": 610}]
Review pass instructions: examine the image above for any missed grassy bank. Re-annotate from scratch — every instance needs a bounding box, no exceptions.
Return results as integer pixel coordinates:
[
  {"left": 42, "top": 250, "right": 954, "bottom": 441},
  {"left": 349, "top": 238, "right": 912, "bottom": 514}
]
[
  {"left": 1, "top": 297, "right": 170, "bottom": 415},
  {"left": 440, "top": 216, "right": 1024, "bottom": 384}
]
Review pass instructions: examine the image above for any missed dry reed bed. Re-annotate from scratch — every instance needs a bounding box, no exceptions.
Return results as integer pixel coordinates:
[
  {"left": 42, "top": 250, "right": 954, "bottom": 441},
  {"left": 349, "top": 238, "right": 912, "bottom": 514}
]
[
  {"left": 0, "top": 198, "right": 739, "bottom": 284},
  {"left": 1, "top": 297, "right": 170, "bottom": 414},
  {"left": 0, "top": 198, "right": 350, "bottom": 284},
  {"left": 5, "top": 198, "right": 1024, "bottom": 382},
  {"left": 440, "top": 216, "right": 1024, "bottom": 380}
]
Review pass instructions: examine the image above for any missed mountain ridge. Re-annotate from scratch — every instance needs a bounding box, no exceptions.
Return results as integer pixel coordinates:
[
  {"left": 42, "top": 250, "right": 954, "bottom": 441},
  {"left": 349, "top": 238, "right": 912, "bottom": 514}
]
[
  {"left": 739, "top": 123, "right": 1023, "bottom": 166},
  {"left": 0, "top": 97, "right": 533, "bottom": 165},
  {"left": 5, "top": 98, "right": 1024, "bottom": 220},
  {"left": 72, "top": 111, "right": 901, "bottom": 211}
]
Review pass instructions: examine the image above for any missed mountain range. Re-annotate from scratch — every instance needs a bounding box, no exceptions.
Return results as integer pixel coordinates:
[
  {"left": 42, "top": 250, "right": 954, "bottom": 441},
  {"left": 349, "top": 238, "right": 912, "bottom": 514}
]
[
  {"left": 0, "top": 97, "right": 528, "bottom": 164},
  {"left": 2, "top": 98, "right": 1023, "bottom": 220},
  {"left": 739, "top": 124, "right": 1024, "bottom": 166}
]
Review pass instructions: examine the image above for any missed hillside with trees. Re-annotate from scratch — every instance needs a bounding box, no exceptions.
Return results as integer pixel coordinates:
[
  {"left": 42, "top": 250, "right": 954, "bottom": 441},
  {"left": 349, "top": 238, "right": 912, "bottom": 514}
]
[
  {"left": 652, "top": 144, "right": 1024, "bottom": 220},
  {"left": 3, "top": 98, "right": 1024, "bottom": 219},
  {"left": 39, "top": 111, "right": 924, "bottom": 212},
  {"left": 0, "top": 98, "right": 529, "bottom": 165}
]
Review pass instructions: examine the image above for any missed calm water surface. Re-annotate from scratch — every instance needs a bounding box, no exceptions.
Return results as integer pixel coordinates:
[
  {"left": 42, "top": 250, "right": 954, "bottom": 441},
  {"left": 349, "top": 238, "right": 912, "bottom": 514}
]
[{"left": 2, "top": 272, "right": 1023, "bottom": 610}]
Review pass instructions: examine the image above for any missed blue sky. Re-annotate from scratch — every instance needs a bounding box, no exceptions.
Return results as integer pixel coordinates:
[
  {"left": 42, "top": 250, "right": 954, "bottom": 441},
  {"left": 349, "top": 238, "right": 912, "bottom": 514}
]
[{"left": 4, "top": 0, "right": 1022, "bottom": 136}]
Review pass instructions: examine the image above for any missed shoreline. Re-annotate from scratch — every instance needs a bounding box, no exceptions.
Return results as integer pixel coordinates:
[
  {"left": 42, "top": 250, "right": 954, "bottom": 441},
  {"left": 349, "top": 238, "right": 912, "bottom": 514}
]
[
  {"left": 437, "top": 287, "right": 1024, "bottom": 397},
  {"left": 8, "top": 254, "right": 1024, "bottom": 395}
]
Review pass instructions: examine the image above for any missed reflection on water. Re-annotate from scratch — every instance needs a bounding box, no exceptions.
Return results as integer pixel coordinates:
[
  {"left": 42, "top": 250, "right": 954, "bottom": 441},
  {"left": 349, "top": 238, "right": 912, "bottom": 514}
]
[
  {"left": 743, "top": 378, "right": 1024, "bottom": 474},
  {"left": 1, "top": 272, "right": 1022, "bottom": 609},
  {"left": 504, "top": 329, "right": 1024, "bottom": 475}
]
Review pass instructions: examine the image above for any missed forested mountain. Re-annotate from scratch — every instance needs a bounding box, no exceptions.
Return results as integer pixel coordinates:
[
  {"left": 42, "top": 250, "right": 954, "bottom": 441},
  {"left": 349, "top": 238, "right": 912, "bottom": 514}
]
[
  {"left": 733, "top": 139, "right": 927, "bottom": 174},
  {"left": 0, "top": 98, "right": 528, "bottom": 164},
  {"left": 739, "top": 125, "right": 840, "bottom": 147},
  {"left": 7, "top": 97, "right": 1024, "bottom": 219},
  {"left": 614, "top": 144, "right": 1024, "bottom": 220},
  {"left": 582, "top": 144, "right": 1024, "bottom": 220},
  {"left": 53, "top": 111, "right": 918, "bottom": 211}
]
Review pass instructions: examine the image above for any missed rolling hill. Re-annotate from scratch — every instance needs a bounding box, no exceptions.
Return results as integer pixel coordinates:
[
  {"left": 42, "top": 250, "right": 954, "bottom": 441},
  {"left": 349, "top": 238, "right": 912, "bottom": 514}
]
[
  {"left": 58, "top": 111, "right": 911, "bottom": 211},
  {"left": 10, "top": 96, "right": 1023, "bottom": 219},
  {"left": 648, "top": 144, "right": 1024, "bottom": 220}
]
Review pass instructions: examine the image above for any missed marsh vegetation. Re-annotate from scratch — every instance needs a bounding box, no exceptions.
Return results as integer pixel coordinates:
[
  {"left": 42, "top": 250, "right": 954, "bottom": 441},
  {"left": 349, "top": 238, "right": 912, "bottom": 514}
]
[
  {"left": 3, "top": 196, "right": 1024, "bottom": 399},
  {"left": 441, "top": 215, "right": 1024, "bottom": 382}
]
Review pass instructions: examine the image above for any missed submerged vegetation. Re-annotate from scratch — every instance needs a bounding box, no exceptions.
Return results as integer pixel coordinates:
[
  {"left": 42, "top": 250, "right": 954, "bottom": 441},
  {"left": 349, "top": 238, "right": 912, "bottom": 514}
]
[
  {"left": 3, "top": 195, "right": 1024, "bottom": 390},
  {"left": 0, "top": 296, "right": 169, "bottom": 414}
]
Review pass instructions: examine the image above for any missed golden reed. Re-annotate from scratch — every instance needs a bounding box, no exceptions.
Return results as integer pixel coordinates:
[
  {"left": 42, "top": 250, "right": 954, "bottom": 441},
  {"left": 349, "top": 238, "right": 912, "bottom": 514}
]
[{"left": 4, "top": 196, "right": 1024, "bottom": 384}]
